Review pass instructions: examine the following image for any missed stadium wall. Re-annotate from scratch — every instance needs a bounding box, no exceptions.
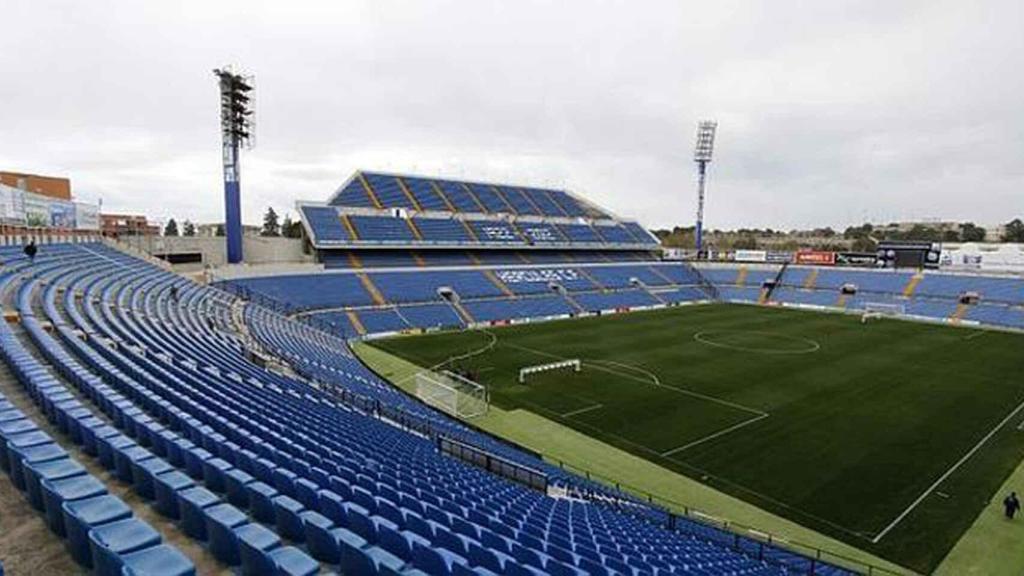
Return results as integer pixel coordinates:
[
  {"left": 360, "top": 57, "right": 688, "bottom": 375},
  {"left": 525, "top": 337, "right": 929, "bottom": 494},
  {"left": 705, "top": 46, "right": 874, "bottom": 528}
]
[{"left": 114, "top": 236, "right": 313, "bottom": 268}]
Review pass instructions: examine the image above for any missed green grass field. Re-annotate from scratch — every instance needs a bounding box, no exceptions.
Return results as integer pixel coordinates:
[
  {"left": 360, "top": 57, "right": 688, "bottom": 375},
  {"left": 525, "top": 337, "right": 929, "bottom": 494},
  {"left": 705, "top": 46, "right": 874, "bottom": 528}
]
[{"left": 369, "top": 304, "right": 1024, "bottom": 573}]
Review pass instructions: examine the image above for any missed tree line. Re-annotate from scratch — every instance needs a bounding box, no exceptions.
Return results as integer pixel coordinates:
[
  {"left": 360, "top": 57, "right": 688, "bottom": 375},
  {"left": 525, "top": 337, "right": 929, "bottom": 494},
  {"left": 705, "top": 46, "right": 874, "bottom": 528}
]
[
  {"left": 161, "top": 207, "right": 303, "bottom": 238},
  {"left": 653, "top": 219, "right": 1024, "bottom": 251}
]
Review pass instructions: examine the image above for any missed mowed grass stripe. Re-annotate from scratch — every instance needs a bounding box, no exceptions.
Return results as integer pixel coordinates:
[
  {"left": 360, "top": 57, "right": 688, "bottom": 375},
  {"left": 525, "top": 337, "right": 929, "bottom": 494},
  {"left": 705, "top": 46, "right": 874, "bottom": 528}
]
[{"left": 370, "top": 304, "right": 1024, "bottom": 573}]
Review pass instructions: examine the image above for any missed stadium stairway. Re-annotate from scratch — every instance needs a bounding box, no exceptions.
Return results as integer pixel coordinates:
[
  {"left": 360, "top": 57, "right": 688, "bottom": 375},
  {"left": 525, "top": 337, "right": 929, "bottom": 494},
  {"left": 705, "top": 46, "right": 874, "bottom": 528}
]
[
  {"left": 646, "top": 266, "right": 676, "bottom": 286},
  {"left": 405, "top": 218, "right": 424, "bottom": 242},
  {"left": 803, "top": 268, "right": 819, "bottom": 289},
  {"left": 950, "top": 302, "right": 970, "bottom": 323},
  {"left": 459, "top": 221, "right": 480, "bottom": 242},
  {"left": 576, "top": 267, "right": 608, "bottom": 292},
  {"left": 836, "top": 292, "right": 849, "bottom": 308},
  {"left": 460, "top": 183, "right": 489, "bottom": 213},
  {"left": 357, "top": 172, "right": 385, "bottom": 209},
  {"left": 757, "top": 287, "right": 771, "bottom": 305},
  {"left": 356, "top": 272, "right": 388, "bottom": 306},
  {"left": 735, "top": 266, "right": 748, "bottom": 286},
  {"left": 482, "top": 270, "right": 516, "bottom": 298},
  {"left": 340, "top": 214, "right": 360, "bottom": 242},
  {"left": 448, "top": 299, "right": 476, "bottom": 325},
  {"left": 346, "top": 311, "right": 368, "bottom": 336},
  {"left": 396, "top": 178, "right": 423, "bottom": 211},
  {"left": 431, "top": 181, "right": 459, "bottom": 213},
  {"left": 0, "top": 276, "right": 219, "bottom": 574},
  {"left": 0, "top": 244, "right": 858, "bottom": 575},
  {"left": 902, "top": 272, "right": 925, "bottom": 297}
]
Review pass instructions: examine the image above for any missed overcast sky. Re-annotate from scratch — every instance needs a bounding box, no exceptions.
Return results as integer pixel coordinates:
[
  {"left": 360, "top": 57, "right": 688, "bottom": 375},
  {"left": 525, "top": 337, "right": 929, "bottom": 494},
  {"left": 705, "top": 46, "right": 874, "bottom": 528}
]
[{"left": 2, "top": 0, "right": 1022, "bottom": 231}]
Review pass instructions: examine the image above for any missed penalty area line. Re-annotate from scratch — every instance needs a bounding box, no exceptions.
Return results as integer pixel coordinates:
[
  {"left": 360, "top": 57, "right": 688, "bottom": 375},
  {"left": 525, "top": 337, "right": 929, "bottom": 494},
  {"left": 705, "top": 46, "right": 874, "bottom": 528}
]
[
  {"left": 660, "top": 413, "right": 770, "bottom": 457},
  {"left": 502, "top": 342, "right": 767, "bottom": 417},
  {"left": 871, "top": 393, "right": 1024, "bottom": 543},
  {"left": 561, "top": 403, "right": 604, "bottom": 418}
]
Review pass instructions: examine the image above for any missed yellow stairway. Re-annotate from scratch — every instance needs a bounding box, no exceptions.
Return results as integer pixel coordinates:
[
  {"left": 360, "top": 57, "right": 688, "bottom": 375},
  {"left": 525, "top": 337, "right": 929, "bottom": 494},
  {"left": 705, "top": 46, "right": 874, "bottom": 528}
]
[
  {"left": 461, "top": 183, "right": 489, "bottom": 213},
  {"left": 405, "top": 218, "right": 423, "bottom": 241},
  {"left": 356, "top": 273, "right": 387, "bottom": 306},
  {"left": 358, "top": 173, "right": 384, "bottom": 209},
  {"left": 341, "top": 214, "right": 359, "bottom": 241},
  {"left": 735, "top": 266, "right": 748, "bottom": 286},
  {"left": 903, "top": 272, "right": 924, "bottom": 297},
  {"left": 346, "top": 310, "right": 367, "bottom": 335},
  {"left": 396, "top": 177, "right": 422, "bottom": 211},
  {"left": 836, "top": 293, "right": 848, "bottom": 308},
  {"left": 483, "top": 270, "right": 516, "bottom": 297},
  {"left": 577, "top": 267, "right": 607, "bottom": 292},
  {"left": 460, "top": 220, "right": 479, "bottom": 242},
  {"left": 803, "top": 269, "right": 819, "bottom": 289},
  {"left": 950, "top": 303, "right": 969, "bottom": 323},
  {"left": 431, "top": 182, "right": 458, "bottom": 212},
  {"left": 648, "top": 266, "right": 675, "bottom": 285}
]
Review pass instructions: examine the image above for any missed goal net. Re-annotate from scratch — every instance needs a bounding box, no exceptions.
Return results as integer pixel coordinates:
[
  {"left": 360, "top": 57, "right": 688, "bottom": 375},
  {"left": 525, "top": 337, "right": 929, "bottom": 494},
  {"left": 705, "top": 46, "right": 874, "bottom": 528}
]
[
  {"left": 519, "top": 359, "right": 581, "bottom": 383},
  {"left": 861, "top": 302, "right": 905, "bottom": 323},
  {"left": 415, "top": 370, "right": 489, "bottom": 419}
]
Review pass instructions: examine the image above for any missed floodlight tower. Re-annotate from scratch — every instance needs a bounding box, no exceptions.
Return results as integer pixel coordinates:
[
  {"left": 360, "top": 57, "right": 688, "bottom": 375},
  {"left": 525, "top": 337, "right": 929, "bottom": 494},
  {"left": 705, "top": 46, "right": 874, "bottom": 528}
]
[
  {"left": 693, "top": 120, "right": 717, "bottom": 257},
  {"left": 214, "top": 67, "right": 254, "bottom": 264}
]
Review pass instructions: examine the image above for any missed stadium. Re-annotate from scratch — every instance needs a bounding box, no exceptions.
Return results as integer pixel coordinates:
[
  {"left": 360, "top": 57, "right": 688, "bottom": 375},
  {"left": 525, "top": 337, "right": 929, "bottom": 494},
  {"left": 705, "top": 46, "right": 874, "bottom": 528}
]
[{"left": 2, "top": 3, "right": 1024, "bottom": 576}]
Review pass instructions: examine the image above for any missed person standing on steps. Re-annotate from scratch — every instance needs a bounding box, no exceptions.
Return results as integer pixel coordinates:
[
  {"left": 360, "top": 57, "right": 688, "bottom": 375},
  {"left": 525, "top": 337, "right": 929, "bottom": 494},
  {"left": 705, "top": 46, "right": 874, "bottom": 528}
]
[
  {"left": 1003, "top": 491, "right": 1020, "bottom": 519},
  {"left": 23, "top": 239, "right": 37, "bottom": 261}
]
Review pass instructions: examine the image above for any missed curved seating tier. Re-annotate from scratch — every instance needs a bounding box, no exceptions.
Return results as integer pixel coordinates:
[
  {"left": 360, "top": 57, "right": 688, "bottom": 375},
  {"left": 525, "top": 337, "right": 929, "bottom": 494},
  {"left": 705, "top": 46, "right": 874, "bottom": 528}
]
[{"left": 0, "top": 244, "right": 835, "bottom": 575}]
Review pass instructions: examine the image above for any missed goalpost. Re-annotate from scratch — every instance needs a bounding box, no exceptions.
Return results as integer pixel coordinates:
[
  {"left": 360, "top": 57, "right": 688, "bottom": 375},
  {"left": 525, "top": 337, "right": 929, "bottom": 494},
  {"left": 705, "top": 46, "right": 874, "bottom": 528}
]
[
  {"left": 861, "top": 302, "right": 906, "bottom": 323},
  {"left": 519, "top": 359, "right": 581, "bottom": 383},
  {"left": 415, "top": 370, "right": 489, "bottom": 419}
]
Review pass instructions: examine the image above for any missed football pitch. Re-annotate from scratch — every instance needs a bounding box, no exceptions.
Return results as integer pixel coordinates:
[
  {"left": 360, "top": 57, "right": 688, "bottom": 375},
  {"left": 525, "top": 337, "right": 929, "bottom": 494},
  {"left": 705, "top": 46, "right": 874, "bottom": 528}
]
[{"left": 369, "top": 304, "right": 1024, "bottom": 573}]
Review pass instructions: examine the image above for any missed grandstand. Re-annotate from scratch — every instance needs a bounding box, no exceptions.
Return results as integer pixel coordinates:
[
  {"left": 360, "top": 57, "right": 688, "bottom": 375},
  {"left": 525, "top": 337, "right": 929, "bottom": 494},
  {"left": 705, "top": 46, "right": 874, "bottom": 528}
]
[
  {"left": 0, "top": 238, "right": 854, "bottom": 575},
  {"left": 215, "top": 171, "right": 711, "bottom": 339},
  {"left": 218, "top": 171, "right": 1024, "bottom": 340},
  {"left": 2, "top": 174, "right": 1021, "bottom": 575},
  {"left": 701, "top": 262, "right": 1024, "bottom": 331},
  {"left": 178, "top": 171, "right": 1024, "bottom": 575}
]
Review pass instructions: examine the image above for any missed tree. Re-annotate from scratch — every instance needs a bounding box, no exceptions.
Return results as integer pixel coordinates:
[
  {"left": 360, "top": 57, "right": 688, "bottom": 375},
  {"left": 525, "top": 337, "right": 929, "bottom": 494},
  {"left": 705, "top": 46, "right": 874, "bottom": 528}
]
[
  {"left": 261, "top": 207, "right": 281, "bottom": 237},
  {"left": 732, "top": 235, "right": 759, "bottom": 250},
  {"left": 163, "top": 218, "right": 179, "bottom": 237},
  {"left": 958, "top": 222, "right": 986, "bottom": 242},
  {"left": 281, "top": 214, "right": 303, "bottom": 239},
  {"left": 215, "top": 224, "right": 225, "bottom": 237},
  {"left": 1001, "top": 219, "right": 1024, "bottom": 243},
  {"left": 182, "top": 220, "right": 196, "bottom": 237}
]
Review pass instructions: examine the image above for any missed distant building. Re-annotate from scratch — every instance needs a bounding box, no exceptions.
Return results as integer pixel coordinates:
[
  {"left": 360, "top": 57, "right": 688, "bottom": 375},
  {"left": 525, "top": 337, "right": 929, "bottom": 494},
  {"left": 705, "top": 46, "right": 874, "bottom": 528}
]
[
  {"left": 101, "top": 214, "right": 160, "bottom": 237},
  {"left": 0, "top": 170, "right": 72, "bottom": 200},
  {"left": 196, "top": 223, "right": 259, "bottom": 237},
  {"left": 986, "top": 224, "right": 1007, "bottom": 242}
]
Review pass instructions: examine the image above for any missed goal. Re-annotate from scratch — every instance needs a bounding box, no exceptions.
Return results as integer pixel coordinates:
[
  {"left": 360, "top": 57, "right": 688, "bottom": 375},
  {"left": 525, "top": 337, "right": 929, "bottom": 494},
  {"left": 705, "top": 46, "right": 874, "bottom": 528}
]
[
  {"left": 519, "top": 359, "right": 581, "bottom": 383},
  {"left": 415, "top": 370, "right": 489, "bottom": 418},
  {"left": 861, "top": 302, "right": 906, "bottom": 323}
]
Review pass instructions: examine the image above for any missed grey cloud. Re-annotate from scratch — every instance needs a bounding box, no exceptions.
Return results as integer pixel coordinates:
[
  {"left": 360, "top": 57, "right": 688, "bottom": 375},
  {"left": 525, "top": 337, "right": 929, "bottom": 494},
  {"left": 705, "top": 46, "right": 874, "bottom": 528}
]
[{"left": 1, "top": 0, "right": 1022, "bottom": 230}]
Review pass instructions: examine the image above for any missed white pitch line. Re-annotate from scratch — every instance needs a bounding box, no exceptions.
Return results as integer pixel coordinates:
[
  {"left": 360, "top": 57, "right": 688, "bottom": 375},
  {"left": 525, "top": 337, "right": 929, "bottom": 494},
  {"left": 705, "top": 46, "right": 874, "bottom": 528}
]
[
  {"left": 661, "top": 413, "right": 770, "bottom": 457},
  {"left": 871, "top": 393, "right": 1024, "bottom": 543},
  {"left": 503, "top": 342, "right": 767, "bottom": 417},
  {"left": 561, "top": 403, "right": 604, "bottom": 418}
]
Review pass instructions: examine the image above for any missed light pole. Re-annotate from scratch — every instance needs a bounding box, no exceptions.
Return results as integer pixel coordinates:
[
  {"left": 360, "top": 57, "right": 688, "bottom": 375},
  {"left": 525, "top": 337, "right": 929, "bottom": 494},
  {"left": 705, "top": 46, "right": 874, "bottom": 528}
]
[
  {"left": 214, "top": 67, "right": 255, "bottom": 264},
  {"left": 693, "top": 120, "right": 717, "bottom": 258}
]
